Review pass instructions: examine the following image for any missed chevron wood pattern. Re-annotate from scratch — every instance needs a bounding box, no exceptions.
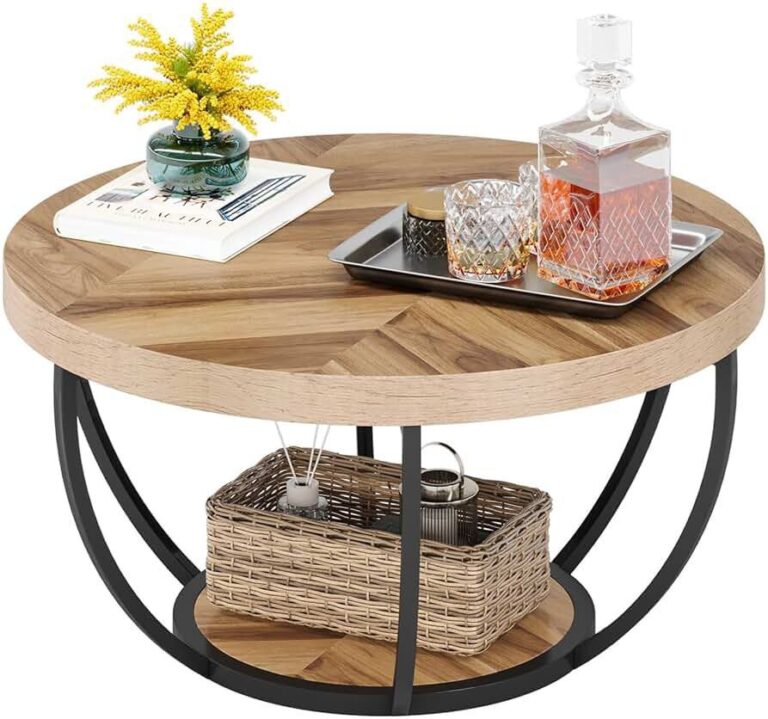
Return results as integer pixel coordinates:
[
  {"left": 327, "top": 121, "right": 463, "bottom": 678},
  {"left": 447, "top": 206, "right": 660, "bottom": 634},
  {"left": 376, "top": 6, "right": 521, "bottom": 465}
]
[
  {"left": 4, "top": 134, "right": 764, "bottom": 424},
  {"left": 193, "top": 578, "right": 574, "bottom": 686}
]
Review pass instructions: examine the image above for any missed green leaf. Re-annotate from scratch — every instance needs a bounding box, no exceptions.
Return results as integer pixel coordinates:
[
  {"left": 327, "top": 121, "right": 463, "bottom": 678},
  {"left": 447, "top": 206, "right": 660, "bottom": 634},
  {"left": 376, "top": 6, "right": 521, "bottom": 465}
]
[{"left": 172, "top": 56, "right": 190, "bottom": 77}]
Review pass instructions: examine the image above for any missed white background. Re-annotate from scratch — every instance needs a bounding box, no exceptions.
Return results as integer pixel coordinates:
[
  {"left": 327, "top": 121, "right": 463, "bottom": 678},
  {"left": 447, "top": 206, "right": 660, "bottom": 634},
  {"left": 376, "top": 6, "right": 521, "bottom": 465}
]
[{"left": 1, "top": 1, "right": 765, "bottom": 717}]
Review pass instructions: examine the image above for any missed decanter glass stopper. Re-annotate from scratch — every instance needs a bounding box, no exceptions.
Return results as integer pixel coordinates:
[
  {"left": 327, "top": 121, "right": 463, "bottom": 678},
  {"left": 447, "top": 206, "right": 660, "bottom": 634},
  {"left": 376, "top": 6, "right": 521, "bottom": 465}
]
[{"left": 577, "top": 14, "right": 633, "bottom": 116}]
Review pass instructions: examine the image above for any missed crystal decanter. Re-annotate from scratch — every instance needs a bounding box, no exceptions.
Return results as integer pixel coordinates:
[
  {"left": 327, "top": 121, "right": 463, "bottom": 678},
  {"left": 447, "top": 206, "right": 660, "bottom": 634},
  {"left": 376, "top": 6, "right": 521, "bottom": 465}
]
[{"left": 538, "top": 15, "right": 671, "bottom": 299}]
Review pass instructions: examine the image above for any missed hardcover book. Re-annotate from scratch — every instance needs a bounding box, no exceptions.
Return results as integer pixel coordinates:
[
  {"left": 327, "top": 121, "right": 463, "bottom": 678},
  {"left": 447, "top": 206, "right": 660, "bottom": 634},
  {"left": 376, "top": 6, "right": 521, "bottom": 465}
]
[{"left": 54, "top": 159, "right": 334, "bottom": 262}]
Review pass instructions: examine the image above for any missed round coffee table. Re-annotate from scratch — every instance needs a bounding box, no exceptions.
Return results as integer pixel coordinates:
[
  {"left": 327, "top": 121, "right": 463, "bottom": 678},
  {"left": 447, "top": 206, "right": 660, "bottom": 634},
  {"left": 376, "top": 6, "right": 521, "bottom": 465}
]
[{"left": 4, "top": 134, "right": 764, "bottom": 715}]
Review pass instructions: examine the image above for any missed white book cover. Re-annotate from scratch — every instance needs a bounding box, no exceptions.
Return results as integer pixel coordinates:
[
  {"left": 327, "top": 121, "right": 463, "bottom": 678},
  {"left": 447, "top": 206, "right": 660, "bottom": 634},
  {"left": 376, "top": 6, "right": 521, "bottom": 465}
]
[{"left": 54, "top": 159, "right": 334, "bottom": 262}]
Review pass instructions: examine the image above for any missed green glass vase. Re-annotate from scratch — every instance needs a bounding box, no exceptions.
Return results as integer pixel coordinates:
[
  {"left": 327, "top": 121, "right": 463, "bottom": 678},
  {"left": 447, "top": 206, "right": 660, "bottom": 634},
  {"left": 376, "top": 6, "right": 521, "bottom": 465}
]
[{"left": 146, "top": 124, "right": 249, "bottom": 195}]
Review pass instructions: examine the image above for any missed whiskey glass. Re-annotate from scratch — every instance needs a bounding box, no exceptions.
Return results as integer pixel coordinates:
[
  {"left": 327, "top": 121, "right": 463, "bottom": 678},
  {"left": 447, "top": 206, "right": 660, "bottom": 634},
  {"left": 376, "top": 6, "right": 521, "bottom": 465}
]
[
  {"left": 518, "top": 161, "right": 539, "bottom": 255},
  {"left": 444, "top": 179, "right": 534, "bottom": 283}
]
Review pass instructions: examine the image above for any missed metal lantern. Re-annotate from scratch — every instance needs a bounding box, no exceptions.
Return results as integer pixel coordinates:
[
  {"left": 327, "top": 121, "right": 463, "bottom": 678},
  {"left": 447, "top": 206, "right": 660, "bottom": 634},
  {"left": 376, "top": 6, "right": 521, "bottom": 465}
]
[{"left": 408, "top": 442, "right": 479, "bottom": 546}]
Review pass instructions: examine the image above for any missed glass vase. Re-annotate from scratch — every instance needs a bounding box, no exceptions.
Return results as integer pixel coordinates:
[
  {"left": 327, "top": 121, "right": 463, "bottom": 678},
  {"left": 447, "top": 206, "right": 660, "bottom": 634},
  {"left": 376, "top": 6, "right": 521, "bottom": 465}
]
[{"left": 146, "top": 124, "right": 249, "bottom": 195}]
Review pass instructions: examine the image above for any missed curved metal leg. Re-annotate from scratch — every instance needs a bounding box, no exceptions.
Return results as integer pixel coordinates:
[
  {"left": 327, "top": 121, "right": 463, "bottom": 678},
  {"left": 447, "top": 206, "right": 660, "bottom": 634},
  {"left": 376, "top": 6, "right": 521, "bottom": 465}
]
[
  {"left": 54, "top": 367, "right": 208, "bottom": 674},
  {"left": 555, "top": 385, "right": 670, "bottom": 573},
  {"left": 574, "top": 351, "right": 737, "bottom": 666},
  {"left": 392, "top": 426, "right": 421, "bottom": 715},
  {"left": 76, "top": 377, "right": 199, "bottom": 584}
]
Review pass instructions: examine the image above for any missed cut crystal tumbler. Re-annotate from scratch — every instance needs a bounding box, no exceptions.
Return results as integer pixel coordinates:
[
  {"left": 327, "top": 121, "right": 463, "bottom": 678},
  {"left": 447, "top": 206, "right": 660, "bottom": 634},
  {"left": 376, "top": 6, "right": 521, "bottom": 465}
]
[{"left": 444, "top": 179, "right": 534, "bottom": 283}]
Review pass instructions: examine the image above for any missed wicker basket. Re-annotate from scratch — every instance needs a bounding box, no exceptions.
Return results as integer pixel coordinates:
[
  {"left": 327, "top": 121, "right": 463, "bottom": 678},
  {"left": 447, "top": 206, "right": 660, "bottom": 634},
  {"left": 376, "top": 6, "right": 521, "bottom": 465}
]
[{"left": 206, "top": 447, "right": 552, "bottom": 656}]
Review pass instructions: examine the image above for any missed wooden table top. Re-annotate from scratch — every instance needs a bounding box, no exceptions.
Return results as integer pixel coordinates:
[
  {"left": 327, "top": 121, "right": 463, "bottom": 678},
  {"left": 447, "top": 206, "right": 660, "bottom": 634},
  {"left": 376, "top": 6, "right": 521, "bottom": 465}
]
[{"left": 3, "top": 134, "right": 764, "bottom": 425}]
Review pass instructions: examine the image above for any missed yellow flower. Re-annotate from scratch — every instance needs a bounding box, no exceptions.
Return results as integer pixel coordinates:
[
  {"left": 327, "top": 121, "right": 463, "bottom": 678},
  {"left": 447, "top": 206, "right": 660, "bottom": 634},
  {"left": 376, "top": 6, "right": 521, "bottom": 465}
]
[{"left": 89, "top": 3, "right": 283, "bottom": 139}]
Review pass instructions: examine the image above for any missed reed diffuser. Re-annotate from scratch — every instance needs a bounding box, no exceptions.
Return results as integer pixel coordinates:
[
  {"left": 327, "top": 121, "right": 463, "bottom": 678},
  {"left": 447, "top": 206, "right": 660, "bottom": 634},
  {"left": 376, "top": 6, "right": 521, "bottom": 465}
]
[{"left": 274, "top": 423, "right": 330, "bottom": 521}]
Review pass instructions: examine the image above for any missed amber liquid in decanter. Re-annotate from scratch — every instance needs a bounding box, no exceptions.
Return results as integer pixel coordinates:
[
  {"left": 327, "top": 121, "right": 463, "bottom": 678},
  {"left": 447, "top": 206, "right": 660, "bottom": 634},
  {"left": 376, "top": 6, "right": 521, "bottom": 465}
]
[
  {"left": 539, "top": 143, "right": 671, "bottom": 298},
  {"left": 538, "top": 15, "right": 672, "bottom": 300}
]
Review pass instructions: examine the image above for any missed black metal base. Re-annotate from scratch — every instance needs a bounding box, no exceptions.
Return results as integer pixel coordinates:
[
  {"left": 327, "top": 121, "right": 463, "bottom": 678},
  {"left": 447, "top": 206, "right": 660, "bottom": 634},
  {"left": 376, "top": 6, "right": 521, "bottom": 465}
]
[
  {"left": 52, "top": 352, "right": 738, "bottom": 715},
  {"left": 172, "top": 567, "right": 594, "bottom": 716}
]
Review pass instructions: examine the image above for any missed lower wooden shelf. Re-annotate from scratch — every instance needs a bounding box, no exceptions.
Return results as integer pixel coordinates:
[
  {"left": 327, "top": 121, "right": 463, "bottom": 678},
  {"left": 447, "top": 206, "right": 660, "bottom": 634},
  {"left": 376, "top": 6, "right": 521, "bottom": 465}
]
[{"left": 193, "top": 578, "right": 574, "bottom": 687}]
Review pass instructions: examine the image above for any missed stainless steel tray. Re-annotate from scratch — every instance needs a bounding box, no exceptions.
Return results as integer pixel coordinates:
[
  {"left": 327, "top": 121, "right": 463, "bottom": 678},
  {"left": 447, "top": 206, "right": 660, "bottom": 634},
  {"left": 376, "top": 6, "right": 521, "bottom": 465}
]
[{"left": 329, "top": 205, "right": 722, "bottom": 318}]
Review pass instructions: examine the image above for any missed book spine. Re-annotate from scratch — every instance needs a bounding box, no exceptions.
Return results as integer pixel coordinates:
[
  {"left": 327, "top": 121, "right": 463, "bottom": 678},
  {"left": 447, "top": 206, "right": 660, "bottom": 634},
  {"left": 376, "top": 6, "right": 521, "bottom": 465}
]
[{"left": 53, "top": 210, "right": 224, "bottom": 262}]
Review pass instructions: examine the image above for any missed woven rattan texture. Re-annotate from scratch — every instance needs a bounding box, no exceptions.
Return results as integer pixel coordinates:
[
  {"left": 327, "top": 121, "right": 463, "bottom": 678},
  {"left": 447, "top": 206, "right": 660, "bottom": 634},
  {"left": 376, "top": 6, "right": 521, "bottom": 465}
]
[{"left": 206, "top": 448, "right": 551, "bottom": 655}]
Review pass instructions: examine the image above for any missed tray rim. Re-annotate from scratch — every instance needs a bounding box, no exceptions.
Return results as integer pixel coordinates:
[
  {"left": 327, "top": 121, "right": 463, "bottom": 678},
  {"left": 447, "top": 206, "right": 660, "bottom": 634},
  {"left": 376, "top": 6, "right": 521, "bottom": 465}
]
[{"left": 328, "top": 204, "right": 723, "bottom": 311}]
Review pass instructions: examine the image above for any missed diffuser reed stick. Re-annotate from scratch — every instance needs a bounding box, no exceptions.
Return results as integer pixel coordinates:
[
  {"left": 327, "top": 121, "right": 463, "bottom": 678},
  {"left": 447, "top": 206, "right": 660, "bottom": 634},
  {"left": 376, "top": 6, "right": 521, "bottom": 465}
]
[
  {"left": 306, "top": 424, "right": 319, "bottom": 484},
  {"left": 307, "top": 425, "right": 331, "bottom": 480},
  {"left": 274, "top": 422, "right": 297, "bottom": 479}
]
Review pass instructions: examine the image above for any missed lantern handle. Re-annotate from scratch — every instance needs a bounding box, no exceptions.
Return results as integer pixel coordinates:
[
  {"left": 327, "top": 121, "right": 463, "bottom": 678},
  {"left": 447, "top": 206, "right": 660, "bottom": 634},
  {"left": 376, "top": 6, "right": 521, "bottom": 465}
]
[{"left": 421, "top": 441, "right": 465, "bottom": 480}]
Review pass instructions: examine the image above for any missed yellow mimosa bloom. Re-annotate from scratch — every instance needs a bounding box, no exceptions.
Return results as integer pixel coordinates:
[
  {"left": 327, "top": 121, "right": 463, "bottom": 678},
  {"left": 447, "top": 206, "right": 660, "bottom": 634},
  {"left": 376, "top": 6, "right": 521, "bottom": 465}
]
[{"left": 89, "top": 4, "right": 283, "bottom": 139}]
